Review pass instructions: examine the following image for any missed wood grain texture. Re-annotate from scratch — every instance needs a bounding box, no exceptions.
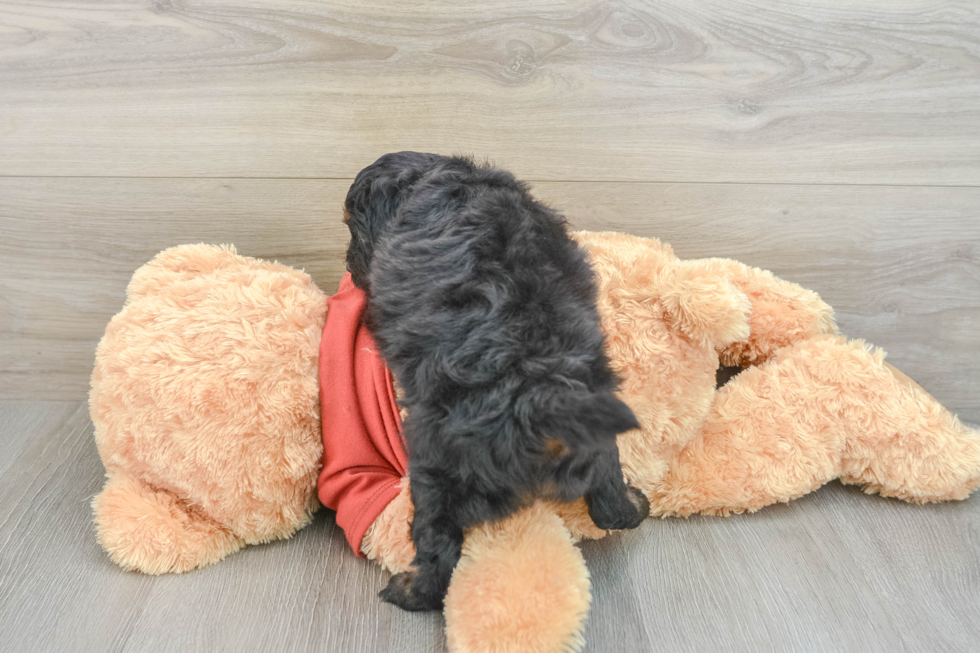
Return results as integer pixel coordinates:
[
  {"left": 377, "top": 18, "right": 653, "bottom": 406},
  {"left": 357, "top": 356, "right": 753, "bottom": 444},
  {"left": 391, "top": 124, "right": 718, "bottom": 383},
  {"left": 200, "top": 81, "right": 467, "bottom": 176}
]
[
  {"left": 3, "top": 178, "right": 977, "bottom": 423},
  {"left": 1, "top": 0, "right": 979, "bottom": 182},
  {"left": 0, "top": 401, "right": 977, "bottom": 652},
  {"left": 581, "top": 480, "right": 980, "bottom": 652},
  {"left": 0, "top": 178, "right": 349, "bottom": 401}
]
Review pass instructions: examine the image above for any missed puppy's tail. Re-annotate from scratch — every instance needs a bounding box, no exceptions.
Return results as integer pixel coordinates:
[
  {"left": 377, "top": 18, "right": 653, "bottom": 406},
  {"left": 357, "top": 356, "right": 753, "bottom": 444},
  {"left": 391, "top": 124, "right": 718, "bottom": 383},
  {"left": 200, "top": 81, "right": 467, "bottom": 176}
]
[{"left": 344, "top": 151, "right": 443, "bottom": 289}]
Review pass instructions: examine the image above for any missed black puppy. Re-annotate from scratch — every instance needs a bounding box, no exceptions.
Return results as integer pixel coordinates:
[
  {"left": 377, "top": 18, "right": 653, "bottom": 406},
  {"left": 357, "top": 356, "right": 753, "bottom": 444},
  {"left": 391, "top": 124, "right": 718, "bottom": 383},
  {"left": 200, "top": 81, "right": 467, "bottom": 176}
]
[{"left": 344, "top": 152, "right": 649, "bottom": 611}]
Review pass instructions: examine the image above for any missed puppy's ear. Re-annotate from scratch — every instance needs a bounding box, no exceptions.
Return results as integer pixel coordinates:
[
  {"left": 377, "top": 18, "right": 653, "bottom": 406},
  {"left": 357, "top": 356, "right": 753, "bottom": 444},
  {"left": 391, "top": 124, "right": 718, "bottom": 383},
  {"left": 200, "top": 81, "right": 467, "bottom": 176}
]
[
  {"left": 574, "top": 391, "right": 640, "bottom": 438},
  {"left": 344, "top": 176, "right": 394, "bottom": 289},
  {"left": 344, "top": 152, "right": 442, "bottom": 289},
  {"left": 533, "top": 390, "right": 639, "bottom": 445}
]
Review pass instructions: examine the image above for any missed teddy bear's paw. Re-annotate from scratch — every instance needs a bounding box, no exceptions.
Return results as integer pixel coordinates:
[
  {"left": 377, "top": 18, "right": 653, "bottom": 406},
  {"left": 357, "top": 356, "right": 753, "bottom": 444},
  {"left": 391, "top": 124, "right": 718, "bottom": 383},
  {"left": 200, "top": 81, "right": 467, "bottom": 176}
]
[
  {"left": 661, "top": 261, "right": 752, "bottom": 349},
  {"left": 379, "top": 570, "right": 445, "bottom": 612}
]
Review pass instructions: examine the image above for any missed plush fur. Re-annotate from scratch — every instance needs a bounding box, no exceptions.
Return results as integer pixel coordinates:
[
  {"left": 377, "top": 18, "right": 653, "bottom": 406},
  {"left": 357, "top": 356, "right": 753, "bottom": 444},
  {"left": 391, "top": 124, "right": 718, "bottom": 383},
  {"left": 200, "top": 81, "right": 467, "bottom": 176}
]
[
  {"left": 344, "top": 153, "right": 648, "bottom": 610},
  {"left": 90, "top": 232, "right": 980, "bottom": 653},
  {"left": 90, "top": 244, "right": 326, "bottom": 574}
]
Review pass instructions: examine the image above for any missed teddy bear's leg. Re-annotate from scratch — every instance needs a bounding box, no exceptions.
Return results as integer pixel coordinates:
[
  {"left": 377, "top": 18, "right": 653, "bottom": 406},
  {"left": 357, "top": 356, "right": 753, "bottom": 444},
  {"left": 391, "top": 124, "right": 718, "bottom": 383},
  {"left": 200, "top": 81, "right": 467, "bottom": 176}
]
[
  {"left": 705, "top": 259, "right": 838, "bottom": 367},
  {"left": 650, "top": 336, "right": 980, "bottom": 516},
  {"left": 444, "top": 502, "right": 591, "bottom": 653},
  {"left": 92, "top": 472, "right": 244, "bottom": 575},
  {"left": 838, "top": 359, "right": 980, "bottom": 502},
  {"left": 647, "top": 351, "right": 847, "bottom": 517},
  {"left": 361, "top": 477, "right": 416, "bottom": 574}
]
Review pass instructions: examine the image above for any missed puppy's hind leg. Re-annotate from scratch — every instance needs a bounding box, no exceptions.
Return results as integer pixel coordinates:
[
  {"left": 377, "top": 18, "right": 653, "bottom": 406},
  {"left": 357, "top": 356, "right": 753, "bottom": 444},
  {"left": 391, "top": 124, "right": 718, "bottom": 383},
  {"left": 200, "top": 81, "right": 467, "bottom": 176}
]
[
  {"left": 585, "top": 445, "right": 650, "bottom": 531},
  {"left": 379, "top": 469, "right": 463, "bottom": 611}
]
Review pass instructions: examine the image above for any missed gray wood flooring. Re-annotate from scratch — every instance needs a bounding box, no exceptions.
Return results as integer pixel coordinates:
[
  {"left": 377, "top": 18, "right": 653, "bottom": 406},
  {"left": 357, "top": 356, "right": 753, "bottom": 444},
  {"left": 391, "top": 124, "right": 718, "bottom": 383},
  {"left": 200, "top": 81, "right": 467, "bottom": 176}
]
[{"left": 1, "top": 401, "right": 978, "bottom": 652}]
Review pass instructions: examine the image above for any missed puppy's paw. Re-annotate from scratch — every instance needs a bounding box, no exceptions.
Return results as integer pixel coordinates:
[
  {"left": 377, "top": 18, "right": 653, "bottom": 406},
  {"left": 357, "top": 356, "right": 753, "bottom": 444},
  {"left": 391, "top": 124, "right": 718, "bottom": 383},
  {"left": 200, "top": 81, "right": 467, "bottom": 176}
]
[
  {"left": 588, "top": 484, "right": 650, "bottom": 531},
  {"left": 623, "top": 484, "right": 651, "bottom": 528},
  {"left": 379, "top": 570, "right": 444, "bottom": 612}
]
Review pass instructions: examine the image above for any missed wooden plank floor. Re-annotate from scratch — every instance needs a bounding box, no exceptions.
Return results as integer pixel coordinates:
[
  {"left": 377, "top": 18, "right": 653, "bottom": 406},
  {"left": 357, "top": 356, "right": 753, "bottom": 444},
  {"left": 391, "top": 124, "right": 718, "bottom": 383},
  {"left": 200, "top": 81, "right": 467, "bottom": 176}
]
[{"left": 1, "top": 401, "right": 978, "bottom": 652}]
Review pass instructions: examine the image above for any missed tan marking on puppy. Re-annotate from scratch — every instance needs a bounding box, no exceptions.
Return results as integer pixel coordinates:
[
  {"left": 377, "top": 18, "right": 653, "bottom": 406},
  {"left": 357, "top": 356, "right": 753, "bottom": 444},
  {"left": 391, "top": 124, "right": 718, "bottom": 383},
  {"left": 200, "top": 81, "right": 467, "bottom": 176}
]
[{"left": 544, "top": 437, "right": 569, "bottom": 458}]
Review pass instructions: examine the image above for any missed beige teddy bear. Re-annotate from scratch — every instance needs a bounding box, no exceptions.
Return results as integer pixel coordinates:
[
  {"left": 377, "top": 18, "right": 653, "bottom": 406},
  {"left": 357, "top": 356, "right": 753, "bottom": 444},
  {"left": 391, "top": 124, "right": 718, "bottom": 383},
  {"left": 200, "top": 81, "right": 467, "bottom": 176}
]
[{"left": 90, "top": 231, "right": 980, "bottom": 653}]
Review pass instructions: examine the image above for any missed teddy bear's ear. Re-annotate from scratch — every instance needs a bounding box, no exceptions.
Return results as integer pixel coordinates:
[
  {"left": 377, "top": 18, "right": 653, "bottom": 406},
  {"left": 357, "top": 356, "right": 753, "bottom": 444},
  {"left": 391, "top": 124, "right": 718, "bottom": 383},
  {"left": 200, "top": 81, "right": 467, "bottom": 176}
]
[
  {"left": 126, "top": 243, "right": 241, "bottom": 299},
  {"left": 660, "top": 259, "right": 752, "bottom": 350}
]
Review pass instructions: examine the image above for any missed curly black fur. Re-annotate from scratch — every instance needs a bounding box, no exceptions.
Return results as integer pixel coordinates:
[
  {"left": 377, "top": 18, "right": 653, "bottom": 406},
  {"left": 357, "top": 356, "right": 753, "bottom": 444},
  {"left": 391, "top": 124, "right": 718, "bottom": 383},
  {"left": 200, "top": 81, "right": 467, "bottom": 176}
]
[{"left": 344, "top": 152, "right": 650, "bottom": 611}]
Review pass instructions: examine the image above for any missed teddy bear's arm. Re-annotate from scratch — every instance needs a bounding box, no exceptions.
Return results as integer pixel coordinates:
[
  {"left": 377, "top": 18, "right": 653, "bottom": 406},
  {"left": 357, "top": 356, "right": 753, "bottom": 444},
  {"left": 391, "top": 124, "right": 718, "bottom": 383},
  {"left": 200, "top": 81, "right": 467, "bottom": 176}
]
[
  {"left": 703, "top": 259, "right": 838, "bottom": 367},
  {"left": 444, "top": 502, "right": 592, "bottom": 653},
  {"left": 361, "top": 477, "right": 416, "bottom": 573},
  {"left": 362, "top": 482, "right": 595, "bottom": 653}
]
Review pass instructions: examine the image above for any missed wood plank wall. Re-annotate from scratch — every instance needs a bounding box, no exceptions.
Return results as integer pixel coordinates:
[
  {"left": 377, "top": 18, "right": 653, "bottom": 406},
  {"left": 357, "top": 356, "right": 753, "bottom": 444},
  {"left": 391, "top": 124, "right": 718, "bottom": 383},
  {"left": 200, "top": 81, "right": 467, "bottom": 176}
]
[{"left": 1, "top": 0, "right": 978, "bottom": 420}]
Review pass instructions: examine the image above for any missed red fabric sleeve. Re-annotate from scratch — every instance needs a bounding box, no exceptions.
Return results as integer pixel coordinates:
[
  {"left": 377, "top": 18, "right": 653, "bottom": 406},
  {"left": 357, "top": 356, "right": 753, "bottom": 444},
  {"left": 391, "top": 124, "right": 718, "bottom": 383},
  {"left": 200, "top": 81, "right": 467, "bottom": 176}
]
[{"left": 317, "top": 273, "right": 408, "bottom": 555}]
